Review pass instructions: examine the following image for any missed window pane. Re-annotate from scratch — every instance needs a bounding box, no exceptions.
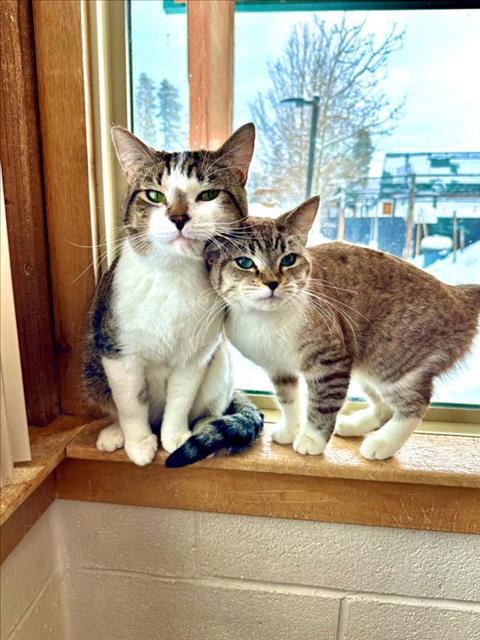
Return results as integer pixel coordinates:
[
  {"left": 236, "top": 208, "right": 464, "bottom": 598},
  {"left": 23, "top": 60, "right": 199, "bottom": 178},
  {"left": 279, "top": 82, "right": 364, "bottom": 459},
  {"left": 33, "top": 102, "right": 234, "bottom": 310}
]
[
  {"left": 129, "top": 0, "right": 189, "bottom": 149},
  {"left": 233, "top": 5, "right": 480, "bottom": 406}
]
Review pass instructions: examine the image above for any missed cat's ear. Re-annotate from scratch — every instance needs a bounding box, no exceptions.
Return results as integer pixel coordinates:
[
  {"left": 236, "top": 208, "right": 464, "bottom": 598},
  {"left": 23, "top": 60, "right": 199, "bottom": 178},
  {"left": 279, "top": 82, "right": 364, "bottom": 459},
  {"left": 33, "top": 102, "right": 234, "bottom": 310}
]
[
  {"left": 111, "top": 126, "right": 156, "bottom": 182},
  {"left": 277, "top": 196, "right": 320, "bottom": 242},
  {"left": 214, "top": 123, "right": 255, "bottom": 185},
  {"left": 205, "top": 247, "right": 220, "bottom": 270},
  {"left": 204, "top": 236, "right": 236, "bottom": 268}
]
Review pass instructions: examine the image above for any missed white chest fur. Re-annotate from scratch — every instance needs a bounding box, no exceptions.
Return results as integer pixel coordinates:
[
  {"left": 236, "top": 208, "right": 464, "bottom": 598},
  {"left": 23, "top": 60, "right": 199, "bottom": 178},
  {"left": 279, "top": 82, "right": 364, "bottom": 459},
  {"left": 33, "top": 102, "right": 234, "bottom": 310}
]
[
  {"left": 226, "top": 305, "right": 301, "bottom": 376},
  {"left": 114, "top": 241, "right": 222, "bottom": 365}
]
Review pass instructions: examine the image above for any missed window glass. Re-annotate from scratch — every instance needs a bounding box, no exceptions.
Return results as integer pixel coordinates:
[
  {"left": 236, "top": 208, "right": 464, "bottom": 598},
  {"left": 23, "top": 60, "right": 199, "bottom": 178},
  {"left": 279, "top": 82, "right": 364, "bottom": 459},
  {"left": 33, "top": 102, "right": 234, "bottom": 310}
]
[
  {"left": 233, "top": 4, "right": 480, "bottom": 406},
  {"left": 129, "top": 0, "right": 189, "bottom": 149}
]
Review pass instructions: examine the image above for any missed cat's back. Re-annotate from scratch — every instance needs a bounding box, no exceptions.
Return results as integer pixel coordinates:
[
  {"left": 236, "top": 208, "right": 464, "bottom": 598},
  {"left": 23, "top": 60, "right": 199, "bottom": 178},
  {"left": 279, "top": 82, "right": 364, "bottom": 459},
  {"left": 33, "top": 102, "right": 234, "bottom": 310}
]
[
  {"left": 308, "top": 241, "right": 454, "bottom": 299},
  {"left": 307, "top": 241, "right": 479, "bottom": 365}
]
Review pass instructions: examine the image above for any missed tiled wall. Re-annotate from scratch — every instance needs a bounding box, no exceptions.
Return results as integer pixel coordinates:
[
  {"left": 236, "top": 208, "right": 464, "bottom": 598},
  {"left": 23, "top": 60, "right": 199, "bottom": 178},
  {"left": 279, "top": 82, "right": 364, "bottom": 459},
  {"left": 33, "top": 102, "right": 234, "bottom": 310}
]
[{"left": 2, "top": 500, "right": 479, "bottom": 639}]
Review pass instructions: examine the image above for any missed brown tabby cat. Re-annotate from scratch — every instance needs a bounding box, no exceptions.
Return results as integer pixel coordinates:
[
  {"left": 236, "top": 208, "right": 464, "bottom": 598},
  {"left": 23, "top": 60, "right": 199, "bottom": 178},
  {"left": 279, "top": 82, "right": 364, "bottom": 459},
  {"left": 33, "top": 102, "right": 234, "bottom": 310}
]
[{"left": 206, "top": 196, "right": 480, "bottom": 460}]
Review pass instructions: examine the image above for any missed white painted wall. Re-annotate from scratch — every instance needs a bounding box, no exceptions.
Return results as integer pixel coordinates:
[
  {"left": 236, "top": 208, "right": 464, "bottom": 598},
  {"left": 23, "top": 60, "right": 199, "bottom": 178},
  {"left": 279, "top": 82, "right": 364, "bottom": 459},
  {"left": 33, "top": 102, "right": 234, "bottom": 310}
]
[
  {"left": 2, "top": 500, "right": 479, "bottom": 639},
  {"left": 0, "top": 508, "right": 68, "bottom": 640}
]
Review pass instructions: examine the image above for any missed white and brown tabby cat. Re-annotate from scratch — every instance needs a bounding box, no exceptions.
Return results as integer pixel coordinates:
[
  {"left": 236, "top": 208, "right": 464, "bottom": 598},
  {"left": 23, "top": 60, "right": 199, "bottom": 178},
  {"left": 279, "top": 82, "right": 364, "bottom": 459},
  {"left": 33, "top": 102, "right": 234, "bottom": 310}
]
[
  {"left": 204, "top": 196, "right": 480, "bottom": 460},
  {"left": 83, "top": 124, "right": 263, "bottom": 467}
]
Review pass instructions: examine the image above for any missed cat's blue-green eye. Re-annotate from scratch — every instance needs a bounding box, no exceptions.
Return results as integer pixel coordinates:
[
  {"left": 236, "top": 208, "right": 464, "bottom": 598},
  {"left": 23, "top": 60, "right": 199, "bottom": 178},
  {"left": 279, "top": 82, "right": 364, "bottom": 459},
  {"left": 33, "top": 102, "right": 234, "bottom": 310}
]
[
  {"left": 146, "top": 190, "right": 167, "bottom": 204},
  {"left": 280, "top": 253, "right": 297, "bottom": 267},
  {"left": 235, "top": 256, "right": 255, "bottom": 270},
  {"left": 198, "top": 189, "right": 220, "bottom": 202}
]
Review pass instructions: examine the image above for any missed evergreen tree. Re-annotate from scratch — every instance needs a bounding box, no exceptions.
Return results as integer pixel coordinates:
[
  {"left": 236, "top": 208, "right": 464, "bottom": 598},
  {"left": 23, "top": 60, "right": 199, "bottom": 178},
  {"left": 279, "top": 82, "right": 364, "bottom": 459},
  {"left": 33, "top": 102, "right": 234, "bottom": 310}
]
[
  {"left": 156, "top": 79, "right": 183, "bottom": 149},
  {"left": 134, "top": 72, "right": 157, "bottom": 145}
]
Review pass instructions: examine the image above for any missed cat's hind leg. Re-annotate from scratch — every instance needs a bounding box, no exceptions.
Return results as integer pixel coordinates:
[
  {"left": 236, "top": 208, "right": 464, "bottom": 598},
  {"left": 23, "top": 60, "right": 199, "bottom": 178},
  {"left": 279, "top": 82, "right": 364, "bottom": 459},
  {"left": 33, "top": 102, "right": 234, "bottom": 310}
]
[
  {"left": 360, "top": 371, "right": 432, "bottom": 460},
  {"left": 335, "top": 382, "right": 392, "bottom": 437}
]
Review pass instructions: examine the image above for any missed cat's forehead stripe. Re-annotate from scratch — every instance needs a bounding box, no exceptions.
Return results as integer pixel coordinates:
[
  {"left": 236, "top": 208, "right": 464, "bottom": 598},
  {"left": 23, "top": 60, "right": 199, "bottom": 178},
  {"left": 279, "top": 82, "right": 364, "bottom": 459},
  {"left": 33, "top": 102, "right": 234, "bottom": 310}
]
[{"left": 162, "top": 160, "right": 201, "bottom": 196}]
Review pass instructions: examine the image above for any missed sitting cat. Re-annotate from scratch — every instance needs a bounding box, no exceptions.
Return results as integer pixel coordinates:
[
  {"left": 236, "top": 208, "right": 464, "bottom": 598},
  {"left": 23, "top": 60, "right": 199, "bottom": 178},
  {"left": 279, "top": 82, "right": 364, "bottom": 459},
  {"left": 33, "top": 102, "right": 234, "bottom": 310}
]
[
  {"left": 83, "top": 124, "right": 263, "bottom": 467},
  {"left": 205, "top": 196, "right": 480, "bottom": 460}
]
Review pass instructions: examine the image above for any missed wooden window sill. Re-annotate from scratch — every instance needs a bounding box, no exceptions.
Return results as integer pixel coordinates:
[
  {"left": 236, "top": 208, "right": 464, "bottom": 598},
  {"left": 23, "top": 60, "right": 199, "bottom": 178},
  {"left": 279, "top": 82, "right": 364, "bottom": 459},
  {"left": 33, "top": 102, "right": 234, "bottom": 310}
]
[
  {"left": 57, "top": 418, "right": 480, "bottom": 535},
  {"left": 2, "top": 414, "right": 479, "bottom": 564},
  {"left": 0, "top": 416, "right": 91, "bottom": 563},
  {"left": 66, "top": 417, "right": 480, "bottom": 489}
]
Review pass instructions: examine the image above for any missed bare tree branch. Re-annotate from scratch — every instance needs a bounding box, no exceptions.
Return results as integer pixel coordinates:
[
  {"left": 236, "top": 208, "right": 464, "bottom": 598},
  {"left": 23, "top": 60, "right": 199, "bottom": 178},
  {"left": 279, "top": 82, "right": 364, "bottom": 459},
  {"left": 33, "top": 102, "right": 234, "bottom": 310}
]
[{"left": 250, "top": 15, "right": 405, "bottom": 208}]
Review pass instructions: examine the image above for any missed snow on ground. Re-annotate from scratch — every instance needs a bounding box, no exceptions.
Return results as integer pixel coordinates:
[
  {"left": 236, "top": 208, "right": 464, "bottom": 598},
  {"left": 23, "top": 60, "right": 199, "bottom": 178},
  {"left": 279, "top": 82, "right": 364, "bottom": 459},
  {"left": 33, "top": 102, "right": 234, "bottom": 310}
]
[
  {"left": 232, "top": 239, "right": 480, "bottom": 407},
  {"left": 422, "top": 241, "right": 480, "bottom": 405},
  {"left": 424, "top": 240, "right": 480, "bottom": 286},
  {"left": 421, "top": 234, "right": 452, "bottom": 251}
]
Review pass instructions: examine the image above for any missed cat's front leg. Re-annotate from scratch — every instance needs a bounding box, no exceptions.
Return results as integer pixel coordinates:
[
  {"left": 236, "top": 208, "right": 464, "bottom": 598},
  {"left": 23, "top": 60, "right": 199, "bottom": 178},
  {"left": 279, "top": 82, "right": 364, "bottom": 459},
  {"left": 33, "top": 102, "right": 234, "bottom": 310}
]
[
  {"left": 102, "top": 356, "right": 158, "bottom": 466},
  {"left": 271, "top": 374, "right": 301, "bottom": 445},
  {"left": 161, "top": 361, "right": 209, "bottom": 453},
  {"left": 294, "top": 367, "right": 351, "bottom": 455}
]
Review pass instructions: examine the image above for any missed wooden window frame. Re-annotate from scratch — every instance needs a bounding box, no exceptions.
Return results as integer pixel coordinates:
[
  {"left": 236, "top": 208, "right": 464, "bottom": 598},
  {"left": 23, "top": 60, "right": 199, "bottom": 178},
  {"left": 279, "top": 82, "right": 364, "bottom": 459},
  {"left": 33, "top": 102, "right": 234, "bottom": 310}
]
[
  {"left": 0, "top": 1, "right": 479, "bottom": 558},
  {"left": 0, "top": 0, "right": 59, "bottom": 426},
  {"left": 0, "top": 0, "right": 237, "bottom": 425},
  {"left": 1, "top": 0, "right": 478, "bottom": 429}
]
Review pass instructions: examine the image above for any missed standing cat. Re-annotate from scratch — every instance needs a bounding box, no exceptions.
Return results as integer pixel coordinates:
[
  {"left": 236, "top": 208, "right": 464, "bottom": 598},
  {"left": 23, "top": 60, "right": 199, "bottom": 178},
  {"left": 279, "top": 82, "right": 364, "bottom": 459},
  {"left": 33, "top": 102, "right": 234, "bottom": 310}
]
[
  {"left": 83, "top": 124, "right": 263, "bottom": 467},
  {"left": 206, "top": 196, "right": 480, "bottom": 460}
]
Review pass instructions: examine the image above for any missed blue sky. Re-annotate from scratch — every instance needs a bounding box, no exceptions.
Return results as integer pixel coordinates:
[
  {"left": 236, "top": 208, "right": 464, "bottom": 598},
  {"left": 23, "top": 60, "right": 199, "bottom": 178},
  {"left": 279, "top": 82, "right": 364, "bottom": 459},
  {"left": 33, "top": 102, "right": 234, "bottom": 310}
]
[{"left": 131, "top": 3, "right": 480, "bottom": 175}]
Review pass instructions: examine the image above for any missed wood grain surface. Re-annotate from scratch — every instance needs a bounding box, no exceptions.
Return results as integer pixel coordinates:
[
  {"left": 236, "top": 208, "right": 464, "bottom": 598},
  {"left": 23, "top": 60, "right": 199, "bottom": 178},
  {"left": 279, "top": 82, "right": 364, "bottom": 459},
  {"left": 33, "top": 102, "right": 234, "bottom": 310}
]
[
  {"left": 67, "top": 419, "right": 480, "bottom": 489},
  {"left": 188, "top": 0, "right": 234, "bottom": 149},
  {"left": 56, "top": 458, "right": 479, "bottom": 534},
  {"left": 0, "top": 474, "right": 55, "bottom": 564},
  {"left": 0, "top": 415, "right": 90, "bottom": 526},
  {"left": 0, "top": 0, "right": 59, "bottom": 424},
  {"left": 32, "top": 0, "right": 96, "bottom": 415}
]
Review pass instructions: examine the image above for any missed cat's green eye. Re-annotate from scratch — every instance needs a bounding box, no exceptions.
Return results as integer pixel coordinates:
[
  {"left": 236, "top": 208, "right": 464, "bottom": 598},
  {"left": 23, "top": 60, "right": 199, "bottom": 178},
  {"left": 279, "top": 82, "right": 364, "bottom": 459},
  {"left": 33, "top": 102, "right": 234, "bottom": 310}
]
[
  {"left": 280, "top": 253, "right": 297, "bottom": 267},
  {"left": 198, "top": 189, "right": 220, "bottom": 202},
  {"left": 235, "top": 256, "right": 255, "bottom": 270},
  {"left": 145, "top": 190, "right": 167, "bottom": 204}
]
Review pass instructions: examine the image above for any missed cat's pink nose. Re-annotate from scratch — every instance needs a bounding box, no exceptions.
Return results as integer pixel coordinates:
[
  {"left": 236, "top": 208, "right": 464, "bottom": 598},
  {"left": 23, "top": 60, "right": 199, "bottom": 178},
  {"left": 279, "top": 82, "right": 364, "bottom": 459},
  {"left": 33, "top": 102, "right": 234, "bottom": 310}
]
[
  {"left": 170, "top": 214, "right": 190, "bottom": 230},
  {"left": 266, "top": 281, "right": 279, "bottom": 291}
]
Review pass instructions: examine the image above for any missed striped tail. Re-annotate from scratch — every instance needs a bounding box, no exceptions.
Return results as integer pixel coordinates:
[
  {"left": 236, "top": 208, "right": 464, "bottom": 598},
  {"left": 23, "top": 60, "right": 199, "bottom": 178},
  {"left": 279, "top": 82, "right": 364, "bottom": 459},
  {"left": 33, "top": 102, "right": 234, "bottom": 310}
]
[{"left": 165, "top": 392, "right": 264, "bottom": 468}]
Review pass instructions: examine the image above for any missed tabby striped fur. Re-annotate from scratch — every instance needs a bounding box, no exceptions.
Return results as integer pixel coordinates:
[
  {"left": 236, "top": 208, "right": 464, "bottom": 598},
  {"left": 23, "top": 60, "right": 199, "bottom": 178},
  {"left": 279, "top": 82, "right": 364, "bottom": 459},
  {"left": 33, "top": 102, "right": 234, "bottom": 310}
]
[{"left": 207, "top": 197, "right": 480, "bottom": 460}]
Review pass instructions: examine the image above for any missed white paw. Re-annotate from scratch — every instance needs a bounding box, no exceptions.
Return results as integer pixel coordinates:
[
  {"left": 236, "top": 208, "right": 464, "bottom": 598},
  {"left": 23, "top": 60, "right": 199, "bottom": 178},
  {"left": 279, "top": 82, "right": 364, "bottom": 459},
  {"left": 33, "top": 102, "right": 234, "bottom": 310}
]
[
  {"left": 293, "top": 432, "right": 327, "bottom": 455},
  {"left": 124, "top": 434, "right": 158, "bottom": 466},
  {"left": 96, "top": 424, "right": 124, "bottom": 452},
  {"left": 360, "top": 433, "right": 399, "bottom": 460},
  {"left": 161, "top": 431, "right": 191, "bottom": 454},
  {"left": 335, "top": 410, "right": 379, "bottom": 437},
  {"left": 271, "top": 421, "right": 298, "bottom": 445}
]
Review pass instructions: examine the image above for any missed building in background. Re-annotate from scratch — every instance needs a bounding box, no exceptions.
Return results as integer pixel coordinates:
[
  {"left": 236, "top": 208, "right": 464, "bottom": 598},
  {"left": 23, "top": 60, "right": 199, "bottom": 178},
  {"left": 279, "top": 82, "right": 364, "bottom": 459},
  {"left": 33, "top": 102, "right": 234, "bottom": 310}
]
[{"left": 321, "top": 151, "right": 480, "bottom": 262}]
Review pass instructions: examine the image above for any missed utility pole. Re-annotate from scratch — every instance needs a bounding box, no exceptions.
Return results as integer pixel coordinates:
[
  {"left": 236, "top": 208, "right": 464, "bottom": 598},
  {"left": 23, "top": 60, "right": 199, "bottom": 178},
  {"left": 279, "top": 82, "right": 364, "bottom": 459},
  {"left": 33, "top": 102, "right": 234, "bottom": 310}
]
[
  {"left": 337, "top": 186, "right": 346, "bottom": 241},
  {"left": 305, "top": 96, "right": 319, "bottom": 199},
  {"left": 404, "top": 173, "right": 416, "bottom": 259},
  {"left": 280, "top": 95, "right": 319, "bottom": 199},
  {"left": 453, "top": 210, "right": 458, "bottom": 263}
]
